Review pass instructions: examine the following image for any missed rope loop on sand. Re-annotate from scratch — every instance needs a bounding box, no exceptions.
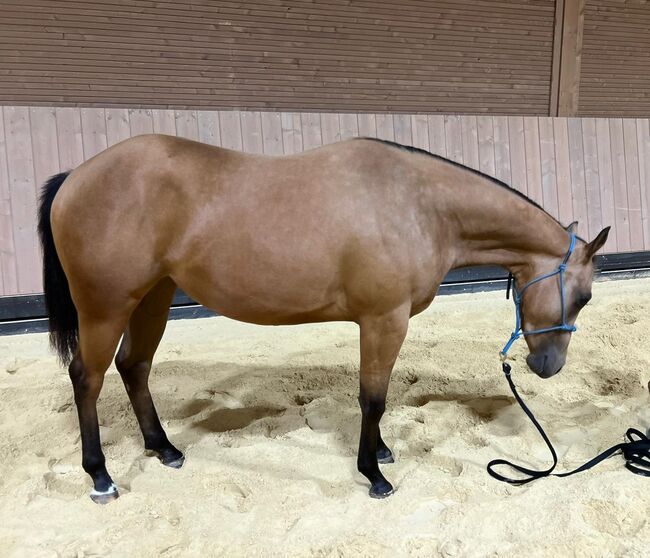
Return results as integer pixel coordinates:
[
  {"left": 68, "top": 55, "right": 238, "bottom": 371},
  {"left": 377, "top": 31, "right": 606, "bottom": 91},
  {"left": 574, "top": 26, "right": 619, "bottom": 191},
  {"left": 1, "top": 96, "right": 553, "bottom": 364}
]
[{"left": 487, "top": 362, "right": 650, "bottom": 484}]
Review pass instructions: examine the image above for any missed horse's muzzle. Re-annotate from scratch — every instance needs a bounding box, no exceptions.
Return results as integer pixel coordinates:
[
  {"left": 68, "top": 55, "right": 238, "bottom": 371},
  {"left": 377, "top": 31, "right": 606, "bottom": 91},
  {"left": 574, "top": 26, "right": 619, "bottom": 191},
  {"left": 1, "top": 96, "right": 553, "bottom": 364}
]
[{"left": 526, "top": 351, "right": 566, "bottom": 378}]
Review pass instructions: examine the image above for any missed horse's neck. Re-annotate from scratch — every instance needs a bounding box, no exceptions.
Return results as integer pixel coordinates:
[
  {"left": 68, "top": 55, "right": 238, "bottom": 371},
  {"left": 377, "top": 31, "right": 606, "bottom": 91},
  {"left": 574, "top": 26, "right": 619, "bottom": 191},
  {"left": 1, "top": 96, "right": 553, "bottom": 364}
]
[{"left": 443, "top": 177, "right": 569, "bottom": 276}]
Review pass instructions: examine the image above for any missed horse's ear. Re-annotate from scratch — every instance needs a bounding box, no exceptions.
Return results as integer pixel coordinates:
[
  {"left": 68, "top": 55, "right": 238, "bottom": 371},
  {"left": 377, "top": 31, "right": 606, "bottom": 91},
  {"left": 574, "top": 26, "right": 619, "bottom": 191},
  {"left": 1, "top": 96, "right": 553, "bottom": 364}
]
[
  {"left": 585, "top": 226, "right": 610, "bottom": 259},
  {"left": 566, "top": 221, "right": 579, "bottom": 234}
]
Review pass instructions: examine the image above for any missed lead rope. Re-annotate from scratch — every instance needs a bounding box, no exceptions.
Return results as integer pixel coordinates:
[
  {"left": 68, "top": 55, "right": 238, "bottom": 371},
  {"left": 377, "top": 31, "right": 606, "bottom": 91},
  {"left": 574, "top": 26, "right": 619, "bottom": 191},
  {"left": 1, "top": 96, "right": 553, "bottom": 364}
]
[{"left": 487, "top": 361, "right": 650, "bottom": 484}]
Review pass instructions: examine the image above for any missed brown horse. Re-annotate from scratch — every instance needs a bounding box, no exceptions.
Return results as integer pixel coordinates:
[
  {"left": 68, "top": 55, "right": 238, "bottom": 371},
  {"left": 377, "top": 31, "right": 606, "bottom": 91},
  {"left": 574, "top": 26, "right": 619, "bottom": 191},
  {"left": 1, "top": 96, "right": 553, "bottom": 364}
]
[{"left": 38, "top": 135, "right": 609, "bottom": 503}]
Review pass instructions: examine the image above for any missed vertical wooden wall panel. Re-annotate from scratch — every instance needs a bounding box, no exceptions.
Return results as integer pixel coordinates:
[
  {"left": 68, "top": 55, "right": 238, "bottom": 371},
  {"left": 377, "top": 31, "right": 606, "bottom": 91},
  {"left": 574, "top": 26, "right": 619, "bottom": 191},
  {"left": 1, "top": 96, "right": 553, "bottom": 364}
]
[
  {"left": 477, "top": 116, "right": 496, "bottom": 177},
  {"left": 622, "top": 119, "right": 644, "bottom": 251},
  {"left": 197, "top": 111, "right": 221, "bottom": 147},
  {"left": 320, "top": 113, "right": 340, "bottom": 145},
  {"left": 0, "top": 108, "right": 18, "bottom": 295},
  {"left": 636, "top": 119, "right": 650, "bottom": 250},
  {"left": 2, "top": 107, "right": 649, "bottom": 296},
  {"left": 581, "top": 118, "right": 602, "bottom": 241},
  {"left": 376, "top": 114, "right": 395, "bottom": 142},
  {"left": 55, "top": 107, "right": 84, "bottom": 170},
  {"left": 106, "top": 108, "right": 131, "bottom": 146},
  {"left": 552, "top": 118, "right": 574, "bottom": 227},
  {"left": 174, "top": 110, "right": 199, "bottom": 141},
  {"left": 538, "top": 117, "right": 559, "bottom": 219},
  {"left": 129, "top": 109, "right": 154, "bottom": 136},
  {"left": 219, "top": 111, "right": 243, "bottom": 151},
  {"left": 240, "top": 111, "right": 263, "bottom": 154},
  {"left": 428, "top": 116, "right": 446, "bottom": 158},
  {"left": 29, "top": 107, "right": 59, "bottom": 292},
  {"left": 567, "top": 118, "right": 590, "bottom": 240},
  {"left": 444, "top": 116, "right": 463, "bottom": 164},
  {"left": 524, "top": 117, "right": 543, "bottom": 205},
  {"left": 609, "top": 118, "right": 631, "bottom": 252},
  {"left": 411, "top": 115, "right": 429, "bottom": 152},
  {"left": 357, "top": 114, "right": 377, "bottom": 139},
  {"left": 280, "top": 113, "right": 302, "bottom": 155},
  {"left": 508, "top": 116, "right": 528, "bottom": 194},
  {"left": 260, "top": 112, "right": 283, "bottom": 155},
  {"left": 152, "top": 109, "right": 177, "bottom": 136},
  {"left": 80, "top": 108, "right": 108, "bottom": 159},
  {"left": 339, "top": 114, "right": 359, "bottom": 141},
  {"left": 30, "top": 107, "right": 59, "bottom": 190},
  {"left": 300, "top": 113, "right": 322, "bottom": 151},
  {"left": 461, "top": 116, "right": 479, "bottom": 170},
  {"left": 493, "top": 116, "right": 511, "bottom": 185},
  {"left": 3, "top": 106, "right": 40, "bottom": 293},
  {"left": 30, "top": 107, "right": 59, "bottom": 179},
  {"left": 393, "top": 115, "right": 412, "bottom": 146},
  {"left": 595, "top": 118, "right": 618, "bottom": 253}
]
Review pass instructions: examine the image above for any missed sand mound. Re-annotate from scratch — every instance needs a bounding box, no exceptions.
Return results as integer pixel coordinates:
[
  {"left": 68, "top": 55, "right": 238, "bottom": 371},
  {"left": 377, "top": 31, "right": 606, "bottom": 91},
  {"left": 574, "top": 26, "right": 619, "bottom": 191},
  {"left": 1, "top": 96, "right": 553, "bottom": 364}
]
[{"left": 1, "top": 278, "right": 649, "bottom": 557}]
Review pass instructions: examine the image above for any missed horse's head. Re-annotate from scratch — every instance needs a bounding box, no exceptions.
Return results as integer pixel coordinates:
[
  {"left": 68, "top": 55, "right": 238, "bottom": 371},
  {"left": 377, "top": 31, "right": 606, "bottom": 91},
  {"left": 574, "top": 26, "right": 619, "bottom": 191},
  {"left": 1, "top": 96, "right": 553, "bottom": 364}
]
[{"left": 518, "top": 224, "right": 610, "bottom": 378}]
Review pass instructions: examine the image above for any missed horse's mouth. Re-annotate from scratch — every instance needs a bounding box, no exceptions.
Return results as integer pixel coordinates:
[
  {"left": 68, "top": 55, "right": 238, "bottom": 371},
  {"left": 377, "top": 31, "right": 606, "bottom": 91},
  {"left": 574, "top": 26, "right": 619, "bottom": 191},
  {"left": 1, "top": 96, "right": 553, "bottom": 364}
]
[{"left": 527, "top": 353, "right": 563, "bottom": 378}]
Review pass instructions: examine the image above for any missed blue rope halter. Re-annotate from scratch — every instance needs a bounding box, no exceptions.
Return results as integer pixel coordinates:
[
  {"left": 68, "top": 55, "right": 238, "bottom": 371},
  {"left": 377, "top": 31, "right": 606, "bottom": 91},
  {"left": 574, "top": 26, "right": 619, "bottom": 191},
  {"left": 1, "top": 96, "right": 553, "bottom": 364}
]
[{"left": 500, "top": 233, "right": 577, "bottom": 359}]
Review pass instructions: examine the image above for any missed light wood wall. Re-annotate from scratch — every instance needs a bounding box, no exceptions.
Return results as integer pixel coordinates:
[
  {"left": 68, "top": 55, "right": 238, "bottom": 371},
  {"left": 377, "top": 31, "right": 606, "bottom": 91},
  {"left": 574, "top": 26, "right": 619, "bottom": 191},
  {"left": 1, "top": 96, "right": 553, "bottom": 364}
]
[{"left": 1, "top": 106, "right": 649, "bottom": 296}]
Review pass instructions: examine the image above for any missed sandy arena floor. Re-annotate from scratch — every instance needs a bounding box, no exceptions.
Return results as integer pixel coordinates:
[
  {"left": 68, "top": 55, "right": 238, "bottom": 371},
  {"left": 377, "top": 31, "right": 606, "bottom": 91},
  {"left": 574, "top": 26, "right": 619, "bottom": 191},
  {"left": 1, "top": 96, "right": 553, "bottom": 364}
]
[{"left": 1, "top": 278, "right": 649, "bottom": 557}]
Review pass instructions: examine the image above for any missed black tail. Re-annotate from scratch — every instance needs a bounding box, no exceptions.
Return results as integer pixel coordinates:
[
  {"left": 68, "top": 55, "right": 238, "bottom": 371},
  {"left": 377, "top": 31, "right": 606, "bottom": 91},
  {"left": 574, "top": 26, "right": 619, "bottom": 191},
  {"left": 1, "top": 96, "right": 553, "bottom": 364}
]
[{"left": 37, "top": 171, "right": 78, "bottom": 366}]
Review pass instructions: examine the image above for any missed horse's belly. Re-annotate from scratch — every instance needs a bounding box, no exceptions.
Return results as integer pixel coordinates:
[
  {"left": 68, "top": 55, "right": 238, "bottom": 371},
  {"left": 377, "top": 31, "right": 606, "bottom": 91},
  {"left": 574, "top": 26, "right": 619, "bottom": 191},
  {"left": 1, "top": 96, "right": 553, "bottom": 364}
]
[{"left": 172, "top": 258, "right": 351, "bottom": 326}]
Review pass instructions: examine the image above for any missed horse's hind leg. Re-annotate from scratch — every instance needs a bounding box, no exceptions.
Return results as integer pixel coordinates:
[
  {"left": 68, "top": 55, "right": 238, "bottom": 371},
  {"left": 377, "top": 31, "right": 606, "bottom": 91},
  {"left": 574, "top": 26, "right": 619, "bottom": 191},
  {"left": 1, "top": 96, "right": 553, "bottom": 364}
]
[
  {"left": 70, "top": 311, "right": 131, "bottom": 504},
  {"left": 115, "top": 278, "right": 183, "bottom": 468},
  {"left": 357, "top": 305, "right": 409, "bottom": 498}
]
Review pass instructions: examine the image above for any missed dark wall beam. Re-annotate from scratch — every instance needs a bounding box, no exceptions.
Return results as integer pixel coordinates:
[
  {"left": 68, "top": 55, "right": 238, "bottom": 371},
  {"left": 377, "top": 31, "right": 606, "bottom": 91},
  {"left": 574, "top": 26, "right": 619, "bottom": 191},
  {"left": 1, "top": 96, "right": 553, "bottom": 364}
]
[{"left": 550, "top": 0, "right": 586, "bottom": 116}]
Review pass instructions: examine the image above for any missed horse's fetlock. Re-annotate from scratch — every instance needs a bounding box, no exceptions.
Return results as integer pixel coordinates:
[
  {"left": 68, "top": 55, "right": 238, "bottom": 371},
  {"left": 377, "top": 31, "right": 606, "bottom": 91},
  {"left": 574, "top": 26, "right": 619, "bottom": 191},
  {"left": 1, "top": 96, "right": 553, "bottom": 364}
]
[
  {"left": 357, "top": 459, "right": 372, "bottom": 476},
  {"left": 144, "top": 434, "right": 171, "bottom": 452},
  {"left": 82, "top": 455, "right": 106, "bottom": 475}
]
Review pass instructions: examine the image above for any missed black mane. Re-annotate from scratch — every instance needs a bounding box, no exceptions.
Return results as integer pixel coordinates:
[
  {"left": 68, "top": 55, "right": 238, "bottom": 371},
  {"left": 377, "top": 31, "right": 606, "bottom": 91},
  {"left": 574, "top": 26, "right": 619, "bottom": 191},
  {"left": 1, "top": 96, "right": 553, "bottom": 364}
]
[{"left": 359, "top": 137, "right": 550, "bottom": 216}]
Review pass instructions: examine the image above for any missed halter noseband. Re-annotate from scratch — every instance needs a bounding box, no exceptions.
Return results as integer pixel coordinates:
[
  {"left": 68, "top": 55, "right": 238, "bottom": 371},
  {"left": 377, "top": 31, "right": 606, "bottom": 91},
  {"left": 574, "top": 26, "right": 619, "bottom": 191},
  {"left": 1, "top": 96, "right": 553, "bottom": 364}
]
[{"left": 500, "top": 233, "right": 577, "bottom": 359}]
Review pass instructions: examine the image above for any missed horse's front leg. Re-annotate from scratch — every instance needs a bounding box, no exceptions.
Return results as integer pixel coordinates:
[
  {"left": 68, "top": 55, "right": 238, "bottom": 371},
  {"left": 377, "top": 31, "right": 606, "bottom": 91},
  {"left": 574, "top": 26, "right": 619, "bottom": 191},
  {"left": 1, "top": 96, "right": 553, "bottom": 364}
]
[{"left": 357, "top": 305, "right": 409, "bottom": 498}]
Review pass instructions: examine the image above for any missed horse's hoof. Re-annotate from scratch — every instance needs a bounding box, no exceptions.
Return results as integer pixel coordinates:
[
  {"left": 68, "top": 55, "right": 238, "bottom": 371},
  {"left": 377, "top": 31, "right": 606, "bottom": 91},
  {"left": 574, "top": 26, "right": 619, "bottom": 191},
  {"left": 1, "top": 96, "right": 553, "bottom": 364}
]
[
  {"left": 377, "top": 448, "right": 395, "bottom": 464},
  {"left": 369, "top": 482, "right": 394, "bottom": 499},
  {"left": 146, "top": 448, "right": 185, "bottom": 469},
  {"left": 162, "top": 454, "right": 185, "bottom": 469},
  {"left": 89, "top": 483, "right": 119, "bottom": 505}
]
